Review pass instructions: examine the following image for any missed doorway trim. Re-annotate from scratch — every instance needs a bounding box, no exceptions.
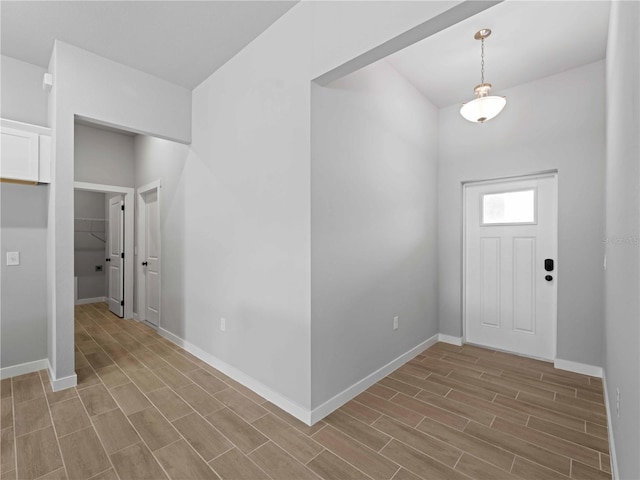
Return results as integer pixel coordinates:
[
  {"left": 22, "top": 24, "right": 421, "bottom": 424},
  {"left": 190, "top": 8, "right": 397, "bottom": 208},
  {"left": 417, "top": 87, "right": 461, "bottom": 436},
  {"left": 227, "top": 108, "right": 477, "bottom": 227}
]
[
  {"left": 461, "top": 171, "right": 558, "bottom": 359},
  {"left": 74, "top": 181, "right": 134, "bottom": 319},
  {"left": 137, "top": 180, "right": 162, "bottom": 328}
]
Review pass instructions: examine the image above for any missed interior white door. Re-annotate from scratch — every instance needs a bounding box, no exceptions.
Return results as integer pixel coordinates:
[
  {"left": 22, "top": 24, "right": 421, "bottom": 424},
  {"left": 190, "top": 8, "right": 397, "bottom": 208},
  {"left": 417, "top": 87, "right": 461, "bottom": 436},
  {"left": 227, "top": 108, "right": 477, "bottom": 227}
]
[
  {"left": 107, "top": 195, "right": 125, "bottom": 317},
  {"left": 464, "top": 175, "right": 557, "bottom": 359},
  {"left": 142, "top": 189, "right": 160, "bottom": 327}
]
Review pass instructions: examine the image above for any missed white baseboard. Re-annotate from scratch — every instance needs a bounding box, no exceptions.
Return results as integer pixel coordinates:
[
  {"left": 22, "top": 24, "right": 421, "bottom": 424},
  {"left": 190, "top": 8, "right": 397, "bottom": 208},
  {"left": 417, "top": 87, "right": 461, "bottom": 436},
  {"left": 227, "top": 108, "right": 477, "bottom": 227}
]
[
  {"left": 159, "top": 328, "right": 312, "bottom": 425},
  {"left": 0, "top": 359, "right": 48, "bottom": 380},
  {"left": 438, "top": 334, "right": 463, "bottom": 346},
  {"left": 554, "top": 358, "right": 603, "bottom": 378},
  {"left": 309, "top": 333, "right": 440, "bottom": 424},
  {"left": 75, "top": 296, "right": 106, "bottom": 305},
  {"left": 49, "top": 371, "right": 78, "bottom": 392},
  {"left": 602, "top": 374, "right": 619, "bottom": 479}
]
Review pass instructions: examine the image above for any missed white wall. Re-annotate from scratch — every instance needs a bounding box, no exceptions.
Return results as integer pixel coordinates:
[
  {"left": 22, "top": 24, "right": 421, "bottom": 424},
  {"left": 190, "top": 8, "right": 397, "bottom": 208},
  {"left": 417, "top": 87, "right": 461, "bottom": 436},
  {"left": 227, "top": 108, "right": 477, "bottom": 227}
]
[
  {"left": 604, "top": 2, "right": 640, "bottom": 478},
  {"left": 438, "top": 61, "right": 606, "bottom": 367},
  {"left": 133, "top": 134, "right": 189, "bottom": 326},
  {"left": 75, "top": 124, "right": 135, "bottom": 187},
  {"left": 47, "top": 41, "right": 192, "bottom": 385},
  {"left": 74, "top": 191, "right": 107, "bottom": 300},
  {"left": 1, "top": 184, "right": 48, "bottom": 370},
  {"left": 187, "top": 1, "right": 468, "bottom": 417},
  {"left": 1, "top": 55, "right": 49, "bottom": 372},
  {"left": 310, "top": 60, "right": 438, "bottom": 409},
  {"left": 1, "top": 55, "right": 49, "bottom": 126}
]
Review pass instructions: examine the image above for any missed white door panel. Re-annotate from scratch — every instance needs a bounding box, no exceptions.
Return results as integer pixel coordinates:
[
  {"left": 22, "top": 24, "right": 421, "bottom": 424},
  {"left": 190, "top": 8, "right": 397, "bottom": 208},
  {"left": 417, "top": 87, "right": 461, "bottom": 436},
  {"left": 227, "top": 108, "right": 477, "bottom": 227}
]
[
  {"left": 465, "top": 175, "right": 557, "bottom": 360},
  {"left": 108, "top": 195, "right": 124, "bottom": 317},
  {"left": 140, "top": 187, "right": 160, "bottom": 327}
]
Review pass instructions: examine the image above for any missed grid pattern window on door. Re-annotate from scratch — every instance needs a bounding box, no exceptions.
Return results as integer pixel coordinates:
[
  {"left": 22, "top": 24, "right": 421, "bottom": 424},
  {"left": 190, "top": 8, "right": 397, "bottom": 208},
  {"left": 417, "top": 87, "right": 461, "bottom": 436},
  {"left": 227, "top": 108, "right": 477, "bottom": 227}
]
[{"left": 481, "top": 189, "right": 536, "bottom": 225}]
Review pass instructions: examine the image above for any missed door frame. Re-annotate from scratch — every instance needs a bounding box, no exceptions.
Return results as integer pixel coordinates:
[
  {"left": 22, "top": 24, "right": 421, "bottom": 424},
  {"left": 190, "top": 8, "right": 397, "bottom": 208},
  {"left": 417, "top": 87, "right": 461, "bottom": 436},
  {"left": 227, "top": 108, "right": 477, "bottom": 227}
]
[
  {"left": 136, "top": 180, "right": 162, "bottom": 328},
  {"left": 74, "top": 181, "right": 135, "bottom": 319},
  {"left": 461, "top": 171, "right": 558, "bottom": 359}
]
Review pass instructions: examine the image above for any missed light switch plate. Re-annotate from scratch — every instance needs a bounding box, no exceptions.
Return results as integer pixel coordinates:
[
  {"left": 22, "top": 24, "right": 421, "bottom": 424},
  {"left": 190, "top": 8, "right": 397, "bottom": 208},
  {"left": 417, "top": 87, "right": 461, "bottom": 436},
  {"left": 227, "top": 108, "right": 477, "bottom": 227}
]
[{"left": 6, "top": 252, "right": 20, "bottom": 266}]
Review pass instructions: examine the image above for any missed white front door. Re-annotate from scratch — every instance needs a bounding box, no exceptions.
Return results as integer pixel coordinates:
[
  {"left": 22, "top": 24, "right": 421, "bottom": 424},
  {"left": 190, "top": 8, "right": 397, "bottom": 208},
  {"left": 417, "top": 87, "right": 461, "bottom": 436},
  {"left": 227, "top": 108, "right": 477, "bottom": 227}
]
[
  {"left": 140, "top": 187, "right": 160, "bottom": 327},
  {"left": 464, "top": 174, "right": 558, "bottom": 360},
  {"left": 107, "top": 195, "right": 125, "bottom": 317}
]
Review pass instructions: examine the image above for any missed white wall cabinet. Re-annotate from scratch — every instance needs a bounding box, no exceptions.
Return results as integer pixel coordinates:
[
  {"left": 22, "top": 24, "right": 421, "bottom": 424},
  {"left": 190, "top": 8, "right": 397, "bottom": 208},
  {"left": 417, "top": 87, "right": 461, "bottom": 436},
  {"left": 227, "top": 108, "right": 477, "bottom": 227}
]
[{"left": 1, "top": 119, "right": 51, "bottom": 184}]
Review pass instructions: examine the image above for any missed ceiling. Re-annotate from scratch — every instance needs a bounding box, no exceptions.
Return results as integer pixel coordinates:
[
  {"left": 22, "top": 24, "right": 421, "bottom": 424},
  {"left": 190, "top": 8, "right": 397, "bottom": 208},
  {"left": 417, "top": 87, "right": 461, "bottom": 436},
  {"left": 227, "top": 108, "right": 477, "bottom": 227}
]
[
  {"left": 0, "top": 1, "right": 297, "bottom": 90},
  {"left": 386, "top": 1, "right": 610, "bottom": 108}
]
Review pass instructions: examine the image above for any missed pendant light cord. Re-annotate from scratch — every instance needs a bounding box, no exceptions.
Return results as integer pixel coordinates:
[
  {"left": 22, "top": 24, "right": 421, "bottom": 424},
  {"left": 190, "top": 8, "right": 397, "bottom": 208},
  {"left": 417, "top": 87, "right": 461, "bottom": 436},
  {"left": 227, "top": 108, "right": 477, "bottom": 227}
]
[{"left": 480, "top": 37, "right": 485, "bottom": 85}]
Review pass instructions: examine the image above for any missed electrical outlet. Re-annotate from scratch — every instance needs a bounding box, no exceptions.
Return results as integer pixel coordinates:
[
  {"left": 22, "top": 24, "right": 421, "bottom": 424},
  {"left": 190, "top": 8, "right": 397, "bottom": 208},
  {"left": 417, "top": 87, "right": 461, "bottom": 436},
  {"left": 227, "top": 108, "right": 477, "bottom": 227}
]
[
  {"left": 220, "top": 317, "right": 226, "bottom": 332},
  {"left": 616, "top": 388, "right": 620, "bottom": 417},
  {"left": 393, "top": 316, "right": 399, "bottom": 331},
  {"left": 6, "top": 251, "right": 19, "bottom": 266}
]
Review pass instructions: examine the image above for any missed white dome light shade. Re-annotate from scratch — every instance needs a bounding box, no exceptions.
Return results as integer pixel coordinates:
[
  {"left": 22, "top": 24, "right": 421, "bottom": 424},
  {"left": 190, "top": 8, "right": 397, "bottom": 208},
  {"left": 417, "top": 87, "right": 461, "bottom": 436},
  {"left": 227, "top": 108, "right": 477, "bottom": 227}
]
[{"left": 460, "top": 95, "right": 507, "bottom": 123}]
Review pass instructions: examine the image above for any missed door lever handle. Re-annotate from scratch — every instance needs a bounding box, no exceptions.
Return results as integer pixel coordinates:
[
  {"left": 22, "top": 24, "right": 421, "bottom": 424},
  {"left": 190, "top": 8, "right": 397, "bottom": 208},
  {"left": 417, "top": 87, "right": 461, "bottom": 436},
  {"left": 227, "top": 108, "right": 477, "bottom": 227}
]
[
  {"left": 105, "top": 258, "right": 111, "bottom": 262},
  {"left": 141, "top": 261, "right": 148, "bottom": 266}
]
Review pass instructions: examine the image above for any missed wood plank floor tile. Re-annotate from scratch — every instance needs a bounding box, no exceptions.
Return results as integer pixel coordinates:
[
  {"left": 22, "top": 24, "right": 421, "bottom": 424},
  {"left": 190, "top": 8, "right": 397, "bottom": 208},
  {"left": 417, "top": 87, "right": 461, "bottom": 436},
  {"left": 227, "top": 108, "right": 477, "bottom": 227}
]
[
  {"left": 324, "top": 409, "right": 391, "bottom": 451},
  {"left": 571, "top": 460, "right": 612, "bottom": 480},
  {"left": 307, "top": 449, "right": 370, "bottom": 480},
  {"left": 491, "top": 417, "right": 600, "bottom": 469},
  {"left": 464, "top": 421, "right": 571, "bottom": 475},
  {"left": 187, "top": 370, "right": 228, "bottom": 396},
  {"left": 84, "top": 351, "right": 115, "bottom": 370},
  {"left": 262, "top": 401, "right": 327, "bottom": 435},
  {"left": 0, "top": 380, "right": 12, "bottom": 399},
  {"left": 87, "top": 468, "right": 117, "bottom": 480},
  {"left": 334, "top": 401, "right": 381, "bottom": 426},
  {"left": 380, "top": 439, "right": 467, "bottom": 480},
  {"left": 205, "top": 408, "right": 268, "bottom": 454},
  {"left": 11, "top": 376, "right": 44, "bottom": 404},
  {"left": 214, "top": 388, "right": 267, "bottom": 423},
  {"left": 75, "top": 367, "right": 101, "bottom": 390},
  {"left": 155, "top": 439, "right": 220, "bottom": 480},
  {"left": 0, "top": 399, "right": 12, "bottom": 431},
  {"left": 494, "top": 395, "right": 587, "bottom": 432},
  {"left": 125, "top": 369, "right": 166, "bottom": 394},
  {"left": 415, "top": 416, "right": 515, "bottom": 471},
  {"left": 554, "top": 393, "right": 607, "bottom": 415},
  {"left": 127, "top": 407, "right": 180, "bottom": 451},
  {"left": 110, "top": 443, "right": 168, "bottom": 480},
  {"left": 413, "top": 390, "right": 495, "bottom": 426},
  {"left": 390, "top": 393, "right": 469, "bottom": 431},
  {"left": 208, "top": 448, "right": 269, "bottom": 480},
  {"left": 499, "top": 371, "right": 577, "bottom": 397},
  {"left": 408, "top": 372, "right": 497, "bottom": 402},
  {"left": 13, "top": 397, "right": 51, "bottom": 437},
  {"left": 152, "top": 366, "right": 192, "bottom": 390},
  {"left": 15, "top": 427, "right": 62, "bottom": 480},
  {"left": 312, "top": 426, "right": 399, "bottom": 480},
  {"left": 511, "top": 456, "right": 570, "bottom": 480},
  {"left": 78, "top": 384, "right": 118, "bottom": 417},
  {"left": 391, "top": 467, "right": 422, "bottom": 480},
  {"left": 164, "top": 353, "right": 200, "bottom": 374},
  {"left": 366, "top": 384, "right": 397, "bottom": 400},
  {"left": 248, "top": 442, "right": 318, "bottom": 480},
  {"left": 446, "top": 389, "right": 528, "bottom": 425},
  {"left": 386, "top": 373, "right": 450, "bottom": 397},
  {"left": 454, "top": 452, "right": 517, "bottom": 480},
  {"left": 518, "top": 392, "right": 607, "bottom": 426},
  {"left": 58, "top": 426, "right": 111, "bottom": 480},
  {"left": 172, "top": 412, "right": 233, "bottom": 461},
  {"left": 37, "top": 467, "right": 68, "bottom": 480},
  {"left": 448, "top": 371, "right": 519, "bottom": 398},
  {"left": 224, "top": 380, "right": 267, "bottom": 405},
  {"left": 147, "top": 387, "right": 193, "bottom": 421},
  {"left": 1, "top": 428, "right": 15, "bottom": 474},
  {"left": 600, "top": 454, "right": 611, "bottom": 474},
  {"left": 175, "top": 384, "right": 225, "bottom": 417},
  {"left": 355, "top": 393, "right": 424, "bottom": 428},
  {"left": 527, "top": 416, "right": 609, "bottom": 453},
  {"left": 109, "top": 383, "right": 150, "bottom": 415},
  {"left": 252, "top": 413, "right": 322, "bottom": 463},
  {"left": 372, "top": 416, "right": 461, "bottom": 467},
  {"left": 481, "top": 372, "right": 556, "bottom": 399},
  {"left": 50, "top": 397, "right": 91, "bottom": 437},
  {"left": 92, "top": 409, "right": 141, "bottom": 455}
]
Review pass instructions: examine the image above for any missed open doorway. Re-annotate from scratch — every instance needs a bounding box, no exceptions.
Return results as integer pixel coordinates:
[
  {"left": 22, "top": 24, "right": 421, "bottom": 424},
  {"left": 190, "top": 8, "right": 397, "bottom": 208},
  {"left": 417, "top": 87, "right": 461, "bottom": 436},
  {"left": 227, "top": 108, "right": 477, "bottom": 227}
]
[{"left": 74, "top": 182, "right": 134, "bottom": 319}]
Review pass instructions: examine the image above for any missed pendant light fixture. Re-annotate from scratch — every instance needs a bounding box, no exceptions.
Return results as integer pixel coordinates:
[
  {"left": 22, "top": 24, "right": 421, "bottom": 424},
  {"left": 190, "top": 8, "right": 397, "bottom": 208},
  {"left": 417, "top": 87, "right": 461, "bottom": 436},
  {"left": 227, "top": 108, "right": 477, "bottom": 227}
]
[{"left": 460, "top": 29, "right": 506, "bottom": 123}]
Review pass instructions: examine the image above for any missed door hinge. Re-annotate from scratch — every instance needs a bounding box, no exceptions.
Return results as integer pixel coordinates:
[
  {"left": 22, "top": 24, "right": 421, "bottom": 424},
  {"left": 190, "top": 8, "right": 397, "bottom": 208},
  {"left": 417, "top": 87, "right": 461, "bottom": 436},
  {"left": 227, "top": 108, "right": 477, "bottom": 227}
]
[
  {"left": 120, "top": 300, "right": 124, "bottom": 306},
  {"left": 121, "top": 252, "right": 124, "bottom": 259}
]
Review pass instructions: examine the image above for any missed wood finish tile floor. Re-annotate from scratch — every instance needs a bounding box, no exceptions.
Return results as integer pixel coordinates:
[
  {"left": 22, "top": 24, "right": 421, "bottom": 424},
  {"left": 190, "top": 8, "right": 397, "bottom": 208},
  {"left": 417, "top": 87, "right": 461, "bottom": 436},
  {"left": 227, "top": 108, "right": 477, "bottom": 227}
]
[{"left": 1, "top": 303, "right": 612, "bottom": 480}]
